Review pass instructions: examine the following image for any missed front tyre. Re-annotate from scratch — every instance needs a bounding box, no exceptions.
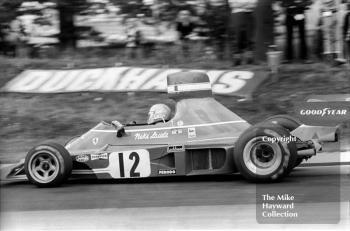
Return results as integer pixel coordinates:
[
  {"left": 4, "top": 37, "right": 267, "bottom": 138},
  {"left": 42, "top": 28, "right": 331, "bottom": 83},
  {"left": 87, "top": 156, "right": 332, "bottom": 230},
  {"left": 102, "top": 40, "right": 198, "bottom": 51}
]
[
  {"left": 24, "top": 143, "right": 73, "bottom": 187},
  {"left": 234, "top": 124, "right": 297, "bottom": 182}
]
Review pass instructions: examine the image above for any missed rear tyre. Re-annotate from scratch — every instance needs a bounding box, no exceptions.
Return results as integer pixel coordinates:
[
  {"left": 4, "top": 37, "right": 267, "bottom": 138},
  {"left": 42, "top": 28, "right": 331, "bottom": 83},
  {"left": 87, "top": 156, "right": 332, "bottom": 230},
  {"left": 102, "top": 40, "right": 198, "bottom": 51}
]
[
  {"left": 263, "top": 115, "right": 301, "bottom": 131},
  {"left": 263, "top": 115, "right": 305, "bottom": 169},
  {"left": 24, "top": 143, "right": 72, "bottom": 187},
  {"left": 234, "top": 124, "right": 297, "bottom": 182},
  {"left": 293, "top": 158, "right": 304, "bottom": 168}
]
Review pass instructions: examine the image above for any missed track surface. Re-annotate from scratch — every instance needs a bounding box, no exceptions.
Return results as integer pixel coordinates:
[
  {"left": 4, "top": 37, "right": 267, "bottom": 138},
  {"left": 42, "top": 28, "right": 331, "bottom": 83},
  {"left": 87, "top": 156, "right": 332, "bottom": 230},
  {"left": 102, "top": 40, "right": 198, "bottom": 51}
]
[
  {"left": 0, "top": 166, "right": 349, "bottom": 211},
  {"left": 1, "top": 165, "right": 349, "bottom": 230}
]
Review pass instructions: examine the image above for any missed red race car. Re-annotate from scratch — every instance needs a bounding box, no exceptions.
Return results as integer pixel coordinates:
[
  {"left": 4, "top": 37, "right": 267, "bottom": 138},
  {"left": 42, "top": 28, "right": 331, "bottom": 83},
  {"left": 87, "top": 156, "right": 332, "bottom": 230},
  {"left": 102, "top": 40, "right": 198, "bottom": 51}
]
[{"left": 5, "top": 72, "right": 339, "bottom": 187}]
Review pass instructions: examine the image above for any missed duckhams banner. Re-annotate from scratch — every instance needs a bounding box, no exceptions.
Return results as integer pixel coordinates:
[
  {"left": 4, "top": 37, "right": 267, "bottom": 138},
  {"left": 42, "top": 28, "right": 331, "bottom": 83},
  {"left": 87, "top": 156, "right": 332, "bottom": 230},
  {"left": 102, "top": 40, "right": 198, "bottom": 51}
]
[{"left": 1, "top": 67, "right": 267, "bottom": 98}]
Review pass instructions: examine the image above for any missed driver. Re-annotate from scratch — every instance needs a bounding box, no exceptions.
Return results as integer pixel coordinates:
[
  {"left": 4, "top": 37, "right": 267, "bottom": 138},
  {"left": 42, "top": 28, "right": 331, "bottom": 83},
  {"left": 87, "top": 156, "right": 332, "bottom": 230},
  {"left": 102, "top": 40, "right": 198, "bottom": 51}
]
[{"left": 147, "top": 104, "right": 171, "bottom": 124}]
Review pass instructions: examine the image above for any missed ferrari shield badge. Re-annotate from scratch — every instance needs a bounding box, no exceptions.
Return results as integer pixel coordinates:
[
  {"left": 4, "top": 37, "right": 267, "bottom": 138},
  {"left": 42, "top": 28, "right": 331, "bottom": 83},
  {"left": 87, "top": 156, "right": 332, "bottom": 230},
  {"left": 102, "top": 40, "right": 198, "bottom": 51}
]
[{"left": 92, "top": 137, "right": 99, "bottom": 145}]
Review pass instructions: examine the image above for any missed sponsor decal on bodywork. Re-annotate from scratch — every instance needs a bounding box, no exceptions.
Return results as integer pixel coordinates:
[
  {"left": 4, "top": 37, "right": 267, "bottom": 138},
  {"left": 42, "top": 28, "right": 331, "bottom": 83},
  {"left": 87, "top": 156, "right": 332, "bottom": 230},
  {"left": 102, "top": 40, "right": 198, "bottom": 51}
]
[
  {"left": 91, "top": 153, "right": 109, "bottom": 160},
  {"left": 299, "top": 108, "right": 347, "bottom": 117},
  {"left": 74, "top": 150, "right": 151, "bottom": 178},
  {"left": 75, "top": 154, "right": 89, "bottom": 163},
  {"left": 134, "top": 131, "right": 169, "bottom": 140},
  {"left": 295, "top": 101, "right": 350, "bottom": 125},
  {"left": 158, "top": 169, "right": 176, "bottom": 175},
  {"left": 188, "top": 127, "right": 196, "bottom": 138},
  {"left": 176, "top": 120, "right": 184, "bottom": 126},
  {"left": 167, "top": 145, "right": 185, "bottom": 152},
  {"left": 171, "top": 128, "right": 183, "bottom": 135}
]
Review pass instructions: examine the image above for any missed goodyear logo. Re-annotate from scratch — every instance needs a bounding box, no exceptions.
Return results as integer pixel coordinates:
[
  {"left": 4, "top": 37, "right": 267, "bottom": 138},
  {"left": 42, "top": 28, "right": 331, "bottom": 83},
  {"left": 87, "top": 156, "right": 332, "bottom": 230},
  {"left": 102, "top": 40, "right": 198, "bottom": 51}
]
[{"left": 295, "top": 102, "right": 350, "bottom": 125}]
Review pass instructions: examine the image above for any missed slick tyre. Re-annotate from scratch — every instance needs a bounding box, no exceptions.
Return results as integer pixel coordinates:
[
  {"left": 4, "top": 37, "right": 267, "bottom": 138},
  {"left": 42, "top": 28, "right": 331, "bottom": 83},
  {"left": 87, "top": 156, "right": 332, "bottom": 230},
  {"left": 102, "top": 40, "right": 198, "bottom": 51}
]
[
  {"left": 263, "top": 115, "right": 304, "bottom": 170},
  {"left": 234, "top": 124, "right": 298, "bottom": 182},
  {"left": 24, "top": 143, "right": 72, "bottom": 187},
  {"left": 263, "top": 115, "right": 301, "bottom": 131}
]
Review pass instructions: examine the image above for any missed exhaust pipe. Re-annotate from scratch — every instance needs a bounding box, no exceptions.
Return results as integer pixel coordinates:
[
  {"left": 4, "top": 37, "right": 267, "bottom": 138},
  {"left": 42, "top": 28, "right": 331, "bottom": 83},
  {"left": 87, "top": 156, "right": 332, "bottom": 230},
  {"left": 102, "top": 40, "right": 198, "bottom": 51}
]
[{"left": 297, "top": 148, "right": 316, "bottom": 156}]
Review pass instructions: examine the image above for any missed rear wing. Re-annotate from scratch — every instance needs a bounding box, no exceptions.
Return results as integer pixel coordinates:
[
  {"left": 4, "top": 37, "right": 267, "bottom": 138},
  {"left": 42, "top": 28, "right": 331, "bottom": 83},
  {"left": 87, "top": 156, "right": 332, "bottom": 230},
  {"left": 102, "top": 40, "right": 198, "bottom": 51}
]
[
  {"left": 291, "top": 125, "right": 339, "bottom": 142},
  {"left": 167, "top": 72, "right": 212, "bottom": 100}
]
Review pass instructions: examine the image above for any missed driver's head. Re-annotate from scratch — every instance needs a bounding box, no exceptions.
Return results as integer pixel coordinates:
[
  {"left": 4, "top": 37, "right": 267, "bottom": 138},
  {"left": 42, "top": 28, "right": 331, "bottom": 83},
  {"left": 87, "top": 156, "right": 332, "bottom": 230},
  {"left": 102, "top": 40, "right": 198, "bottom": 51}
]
[{"left": 147, "top": 104, "right": 171, "bottom": 124}]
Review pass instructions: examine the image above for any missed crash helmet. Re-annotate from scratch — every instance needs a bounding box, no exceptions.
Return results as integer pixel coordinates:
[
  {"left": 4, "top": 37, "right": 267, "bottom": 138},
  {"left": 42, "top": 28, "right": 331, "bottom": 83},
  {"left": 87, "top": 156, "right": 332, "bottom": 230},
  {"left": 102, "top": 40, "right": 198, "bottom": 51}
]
[{"left": 147, "top": 104, "right": 171, "bottom": 124}]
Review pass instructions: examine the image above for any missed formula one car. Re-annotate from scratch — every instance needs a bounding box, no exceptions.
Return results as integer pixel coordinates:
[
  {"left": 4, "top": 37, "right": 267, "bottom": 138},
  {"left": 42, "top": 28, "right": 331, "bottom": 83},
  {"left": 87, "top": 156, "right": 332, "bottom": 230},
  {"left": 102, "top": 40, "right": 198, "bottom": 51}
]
[{"left": 5, "top": 72, "right": 339, "bottom": 187}]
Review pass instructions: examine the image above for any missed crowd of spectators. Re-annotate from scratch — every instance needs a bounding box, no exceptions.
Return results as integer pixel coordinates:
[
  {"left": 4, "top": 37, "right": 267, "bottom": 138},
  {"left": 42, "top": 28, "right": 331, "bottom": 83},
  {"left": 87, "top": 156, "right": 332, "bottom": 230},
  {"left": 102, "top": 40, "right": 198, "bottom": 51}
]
[
  {"left": 1, "top": 0, "right": 350, "bottom": 66},
  {"left": 172, "top": 0, "right": 350, "bottom": 65}
]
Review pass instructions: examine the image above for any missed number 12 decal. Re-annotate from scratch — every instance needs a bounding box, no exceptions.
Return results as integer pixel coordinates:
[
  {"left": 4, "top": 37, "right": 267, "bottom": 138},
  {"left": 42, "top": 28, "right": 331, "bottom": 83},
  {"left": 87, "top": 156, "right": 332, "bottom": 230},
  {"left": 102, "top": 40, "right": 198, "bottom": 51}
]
[
  {"left": 113, "top": 150, "right": 150, "bottom": 178},
  {"left": 118, "top": 152, "right": 140, "bottom": 177},
  {"left": 129, "top": 152, "right": 140, "bottom": 177}
]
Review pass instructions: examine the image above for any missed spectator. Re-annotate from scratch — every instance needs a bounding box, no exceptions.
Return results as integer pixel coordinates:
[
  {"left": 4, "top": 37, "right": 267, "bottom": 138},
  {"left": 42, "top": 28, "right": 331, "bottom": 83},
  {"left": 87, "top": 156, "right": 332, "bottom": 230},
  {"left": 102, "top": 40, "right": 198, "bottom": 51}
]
[
  {"left": 228, "top": 0, "right": 257, "bottom": 65},
  {"left": 203, "top": 1, "right": 229, "bottom": 60},
  {"left": 280, "top": 0, "right": 313, "bottom": 62},
  {"left": 176, "top": 10, "right": 195, "bottom": 57},
  {"left": 343, "top": 2, "right": 350, "bottom": 62},
  {"left": 0, "top": 19, "right": 28, "bottom": 57},
  {"left": 320, "top": 0, "right": 340, "bottom": 63},
  {"left": 10, "top": 18, "right": 29, "bottom": 58},
  {"left": 125, "top": 18, "right": 143, "bottom": 59},
  {"left": 0, "top": 25, "right": 16, "bottom": 56},
  {"left": 314, "top": 7, "right": 324, "bottom": 60}
]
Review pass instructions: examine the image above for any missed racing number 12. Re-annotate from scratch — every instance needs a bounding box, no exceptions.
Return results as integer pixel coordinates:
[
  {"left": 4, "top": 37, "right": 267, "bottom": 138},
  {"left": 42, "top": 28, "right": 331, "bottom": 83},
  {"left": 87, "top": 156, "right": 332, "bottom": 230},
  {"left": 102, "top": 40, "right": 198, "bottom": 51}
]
[{"left": 118, "top": 152, "right": 140, "bottom": 177}]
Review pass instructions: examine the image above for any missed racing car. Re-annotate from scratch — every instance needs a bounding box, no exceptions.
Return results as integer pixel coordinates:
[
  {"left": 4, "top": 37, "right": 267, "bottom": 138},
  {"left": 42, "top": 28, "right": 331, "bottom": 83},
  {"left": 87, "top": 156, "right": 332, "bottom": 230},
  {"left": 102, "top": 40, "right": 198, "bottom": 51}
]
[{"left": 5, "top": 72, "right": 339, "bottom": 187}]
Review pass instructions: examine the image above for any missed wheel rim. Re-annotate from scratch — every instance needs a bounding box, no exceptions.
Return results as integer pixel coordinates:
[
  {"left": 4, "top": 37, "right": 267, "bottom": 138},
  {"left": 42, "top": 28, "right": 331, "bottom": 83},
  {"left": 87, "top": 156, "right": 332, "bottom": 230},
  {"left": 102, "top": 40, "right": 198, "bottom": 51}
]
[
  {"left": 243, "top": 136, "right": 282, "bottom": 176},
  {"left": 28, "top": 151, "right": 60, "bottom": 184}
]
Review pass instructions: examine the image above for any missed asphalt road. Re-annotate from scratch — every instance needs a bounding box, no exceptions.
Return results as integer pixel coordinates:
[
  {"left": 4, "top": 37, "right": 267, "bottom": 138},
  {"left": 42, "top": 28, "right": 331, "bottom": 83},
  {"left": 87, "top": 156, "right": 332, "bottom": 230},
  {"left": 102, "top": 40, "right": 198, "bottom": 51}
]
[
  {"left": 0, "top": 166, "right": 349, "bottom": 211},
  {"left": 0, "top": 165, "right": 349, "bottom": 230}
]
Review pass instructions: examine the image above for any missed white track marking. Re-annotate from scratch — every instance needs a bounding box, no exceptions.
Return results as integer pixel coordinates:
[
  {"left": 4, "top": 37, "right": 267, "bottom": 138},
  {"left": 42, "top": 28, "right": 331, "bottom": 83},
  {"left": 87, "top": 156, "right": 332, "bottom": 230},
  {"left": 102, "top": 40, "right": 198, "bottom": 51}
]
[{"left": 91, "top": 120, "right": 247, "bottom": 133}]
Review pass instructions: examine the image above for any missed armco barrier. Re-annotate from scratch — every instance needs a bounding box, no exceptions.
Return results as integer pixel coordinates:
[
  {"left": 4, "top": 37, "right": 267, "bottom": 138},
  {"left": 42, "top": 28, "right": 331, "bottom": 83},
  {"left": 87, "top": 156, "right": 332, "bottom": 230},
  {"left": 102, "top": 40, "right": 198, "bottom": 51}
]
[{"left": 1, "top": 67, "right": 268, "bottom": 98}]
